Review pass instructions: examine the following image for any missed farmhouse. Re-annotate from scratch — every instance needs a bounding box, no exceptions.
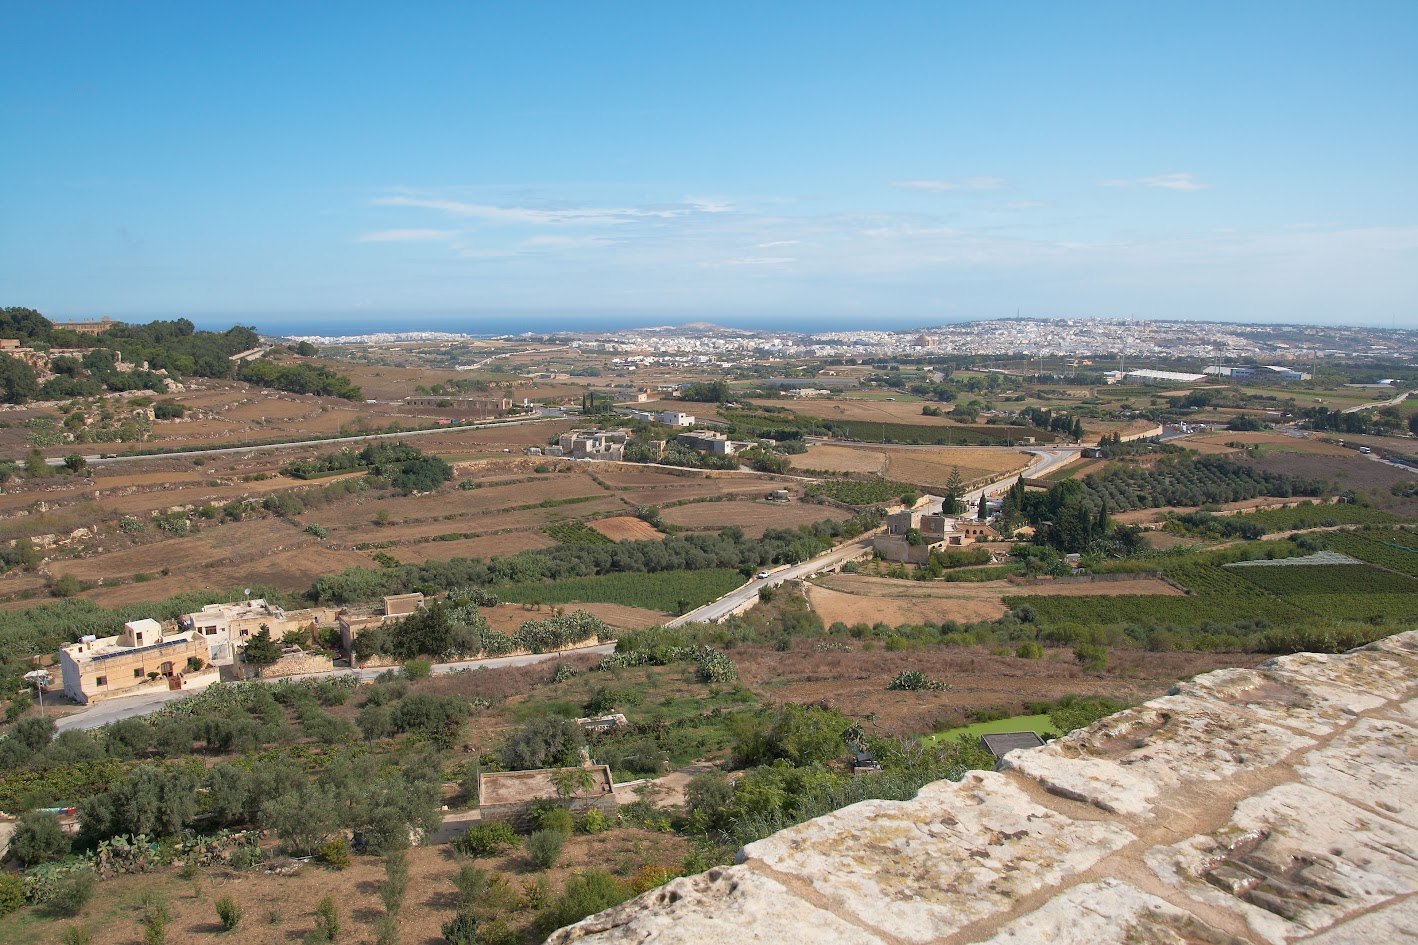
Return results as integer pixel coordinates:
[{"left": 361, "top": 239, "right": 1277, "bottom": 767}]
[
  {"left": 402, "top": 395, "right": 513, "bottom": 418},
  {"left": 58, "top": 620, "right": 208, "bottom": 704},
  {"left": 180, "top": 598, "right": 307, "bottom": 663},
  {"left": 873, "top": 509, "right": 994, "bottom": 563},
  {"left": 338, "top": 592, "right": 426, "bottom": 658},
  {"left": 555, "top": 429, "right": 628, "bottom": 461},
  {"left": 675, "top": 430, "right": 746, "bottom": 456},
  {"left": 478, "top": 765, "right": 617, "bottom": 829},
  {"left": 54, "top": 316, "right": 118, "bottom": 335}
]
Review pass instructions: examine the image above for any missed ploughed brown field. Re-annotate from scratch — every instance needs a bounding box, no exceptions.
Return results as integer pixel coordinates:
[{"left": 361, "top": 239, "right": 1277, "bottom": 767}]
[
  {"left": 805, "top": 573, "right": 1184, "bottom": 628},
  {"left": 660, "top": 500, "right": 851, "bottom": 537},
  {"left": 588, "top": 516, "right": 664, "bottom": 541},
  {"left": 788, "top": 443, "right": 1031, "bottom": 489}
]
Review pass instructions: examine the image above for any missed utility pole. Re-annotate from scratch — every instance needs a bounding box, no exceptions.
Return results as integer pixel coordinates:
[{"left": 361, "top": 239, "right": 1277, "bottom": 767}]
[{"left": 24, "top": 669, "right": 50, "bottom": 718}]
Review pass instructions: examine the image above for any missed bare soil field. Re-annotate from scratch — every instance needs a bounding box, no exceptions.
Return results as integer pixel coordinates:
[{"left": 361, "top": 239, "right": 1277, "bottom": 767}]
[
  {"left": 761, "top": 399, "right": 967, "bottom": 426},
  {"left": 807, "top": 573, "right": 1182, "bottom": 628},
  {"left": 345, "top": 497, "right": 626, "bottom": 545},
  {"left": 1246, "top": 452, "right": 1418, "bottom": 515},
  {"left": 789, "top": 444, "right": 1031, "bottom": 488},
  {"left": 789, "top": 444, "right": 888, "bottom": 475},
  {"left": 1187, "top": 431, "right": 1353, "bottom": 455},
  {"left": 394, "top": 531, "right": 556, "bottom": 563},
  {"left": 483, "top": 601, "right": 666, "bottom": 634},
  {"left": 732, "top": 641, "right": 1268, "bottom": 736},
  {"left": 588, "top": 516, "right": 664, "bottom": 541},
  {"left": 0, "top": 825, "right": 688, "bottom": 945},
  {"left": 662, "top": 500, "right": 851, "bottom": 537}
]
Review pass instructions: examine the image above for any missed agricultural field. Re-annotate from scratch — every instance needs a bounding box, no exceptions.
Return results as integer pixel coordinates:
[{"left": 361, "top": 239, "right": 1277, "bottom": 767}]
[
  {"left": 789, "top": 444, "right": 1031, "bottom": 490},
  {"left": 493, "top": 568, "right": 747, "bottom": 614},
  {"left": 659, "top": 500, "right": 852, "bottom": 537},
  {"left": 805, "top": 573, "right": 1183, "bottom": 629},
  {"left": 803, "top": 479, "right": 920, "bottom": 506},
  {"left": 587, "top": 516, "right": 663, "bottom": 541},
  {"left": 1185, "top": 431, "right": 1353, "bottom": 456}
]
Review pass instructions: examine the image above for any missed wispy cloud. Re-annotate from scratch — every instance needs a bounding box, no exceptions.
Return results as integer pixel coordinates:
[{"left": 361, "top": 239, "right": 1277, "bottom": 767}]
[
  {"left": 356, "top": 228, "right": 457, "bottom": 243},
  {"left": 1101, "top": 172, "right": 1207, "bottom": 191},
  {"left": 890, "top": 177, "right": 1005, "bottom": 192},
  {"left": 374, "top": 194, "right": 693, "bottom": 226}
]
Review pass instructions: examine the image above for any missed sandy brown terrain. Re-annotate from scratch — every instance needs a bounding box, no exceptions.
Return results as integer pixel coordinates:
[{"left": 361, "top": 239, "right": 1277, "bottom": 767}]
[
  {"left": 588, "top": 516, "right": 663, "bottom": 541},
  {"left": 660, "top": 500, "right": 851, "bottom": 537}
]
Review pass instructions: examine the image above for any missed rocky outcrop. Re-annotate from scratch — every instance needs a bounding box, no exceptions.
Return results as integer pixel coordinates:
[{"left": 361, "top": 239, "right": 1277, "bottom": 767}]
[{"left": 548, "top": 632, "right": 1418, "bottom": 944}]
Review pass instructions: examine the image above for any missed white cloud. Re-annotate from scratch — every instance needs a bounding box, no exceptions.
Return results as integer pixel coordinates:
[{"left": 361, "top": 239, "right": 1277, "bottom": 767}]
[
  {"left": 1101, "top": 172, "right": 1207, "bottom": 191},
  {"left": 356, "top": 228, "right": 457, "bottom": 243},
  {"left": 891, "top": 177, "right": 1005, "bottom": 192},
  {"left": 757, "top": 240, "right": 799, "bottom": 247},
  {"left": 687, "top": 197, "right": 734, "bottom": 213}
]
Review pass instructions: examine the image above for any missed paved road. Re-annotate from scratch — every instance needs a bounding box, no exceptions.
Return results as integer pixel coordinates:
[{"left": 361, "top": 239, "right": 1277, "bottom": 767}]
[
  {"left": 1342, "top": 390, "right": 1410, "bottom": 414},
  {"left": 54, "top": 643, "right": 615, "bottom": 732},
  {"left": 668, "top": 447, "right": 1081, "bottom": 627},
  {"left": 51, "top": 415, "right": 557, "bottom": 467}
]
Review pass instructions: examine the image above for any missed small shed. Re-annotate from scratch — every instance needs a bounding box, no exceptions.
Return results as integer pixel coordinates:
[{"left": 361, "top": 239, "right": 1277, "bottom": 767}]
[
  {"left": 382, "top": 593, "right": 425, "bottom": 618},
  {"left": 980, "top": 732, "right": 1046, "bottom": 761}
]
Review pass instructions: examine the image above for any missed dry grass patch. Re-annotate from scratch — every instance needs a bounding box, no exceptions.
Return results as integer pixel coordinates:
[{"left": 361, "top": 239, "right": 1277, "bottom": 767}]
[{"left": 588, "top": 516, "right": 663, "bottom": 541}]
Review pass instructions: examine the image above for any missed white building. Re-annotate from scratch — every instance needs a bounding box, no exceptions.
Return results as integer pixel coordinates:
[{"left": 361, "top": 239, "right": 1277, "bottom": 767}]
[{"left": 180, "top": 598, "right": 300, "bottom": 663}]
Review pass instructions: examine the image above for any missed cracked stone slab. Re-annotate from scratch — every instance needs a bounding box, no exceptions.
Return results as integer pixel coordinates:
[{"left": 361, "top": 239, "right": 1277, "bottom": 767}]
[
  {"left": 544, "top": 866, "right": 887, "bottom": 945},
  {"left": 1000, "top": 693, "right": 1315, "bottom": 816},
  {"left": 974, "top": 878, "right": 1249, "bottom": 945},
  {"left": 1262, "top": 644, "right": 1418, "bottom": 703},
  {"left": 1296, "top": 716, "right": 1418, "bottom": 828},
  {"left": 1168, "top": 666, "right": 1388, "bottom": 737},
  {"left": 1145, "top": 782, "right": 1418, "bottom": 945},
  {"left": 740, "top": 771, "right": 1135, "bottom": 944}
]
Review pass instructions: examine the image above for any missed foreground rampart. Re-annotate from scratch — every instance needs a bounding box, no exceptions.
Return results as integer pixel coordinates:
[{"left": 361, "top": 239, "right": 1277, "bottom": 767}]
[{"left": 550, "top": 631, "right": 1418, "bottom": 944}]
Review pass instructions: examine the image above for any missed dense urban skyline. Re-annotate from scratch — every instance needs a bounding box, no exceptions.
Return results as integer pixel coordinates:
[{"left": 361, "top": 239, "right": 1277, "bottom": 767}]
[{"left": 3, "top": 2, "right": 1416, "bottom": 328}]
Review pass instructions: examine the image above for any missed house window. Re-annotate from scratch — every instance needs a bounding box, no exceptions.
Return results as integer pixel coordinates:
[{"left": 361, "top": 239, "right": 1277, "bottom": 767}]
[
  {"left": 133, "top": 667, "right": 143, "bottom": 678},
  {"left": 204, "top": 627, "right": 217, "bottom": 636},
  {"left": 134, "top": 632, "right": 144, "bottom": 643},
  {"left": 95, "top": 675, "right": 107, "bottom": 686}
]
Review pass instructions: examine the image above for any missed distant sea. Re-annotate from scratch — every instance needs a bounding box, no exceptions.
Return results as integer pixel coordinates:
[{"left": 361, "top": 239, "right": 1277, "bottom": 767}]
[{"left": 203, "top": 312, "right": 960, "bottom": 338}]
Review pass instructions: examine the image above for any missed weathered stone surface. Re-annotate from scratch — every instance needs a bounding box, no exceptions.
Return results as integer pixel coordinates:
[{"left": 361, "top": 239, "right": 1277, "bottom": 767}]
[
  {"left": 544, "top": 867, "right": 886, "bottom": 945},
  {"left": 1169, "top": 666, "right": 1387, "bottom": 736},
  {"left": 1145, "top": 782, "right": 1418, "bottom": 944},
  {"left": 1263, "top": 643, "right": 1418, "bottom": 702},
  {"left": 974, "top": 879, "right": 1248, "bottom": 945},
  {"left": 740, "top": 771, "right": 1135, "bottom": 943},
  {"left": 1000, "top": 693, "right": 1314, "bottom": 815},
  {"left": 1295, "top": 716, "right": 1418, "bottom": 827},
  {"left": 1301, "top": 900, "right": 1418, "bottom": 944}
]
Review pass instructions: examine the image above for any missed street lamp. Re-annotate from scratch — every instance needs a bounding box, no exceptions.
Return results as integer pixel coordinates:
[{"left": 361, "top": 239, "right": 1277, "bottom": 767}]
[{"left": 24, "top": 669, "right": 51, "bottom": 717}]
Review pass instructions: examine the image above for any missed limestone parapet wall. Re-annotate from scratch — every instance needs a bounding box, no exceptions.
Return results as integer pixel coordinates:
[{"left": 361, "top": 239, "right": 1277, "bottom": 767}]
[{"left": 549, "top": 631, "right": 1418, "bottom": 944}]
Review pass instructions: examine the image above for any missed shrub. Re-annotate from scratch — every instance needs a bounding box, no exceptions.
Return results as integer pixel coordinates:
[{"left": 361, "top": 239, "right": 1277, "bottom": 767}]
[
  {"left": 61, "top": 925, "right": 95, "bottom": 945},
  {"left": 0, "top": 872, "right": 25, "bottom": 918},
  {"left": 216, "top": 896, "right": 242, "bottom": 931},
  {"left": 402, "top": 657, "right": 433, "bottom": 680},
  {"left": 526, "top": 828, "right": 566, "bottom": 869},
  {"left": 11, "top": 810, "right": 67, "bottom": 865},
  {"left": 374, "top": 915, "right": 400, "bottom": 945},
  {"left": 578, "top": 807, "right": 612, "bottom": 834},
  {"left": 305, "top": 523, "right": 330, "bottom": 539},
  {"left": 313, "top": 897, "right": 339, "bottom": 941},
  {"left": 318, "top": 836, "right": 351, "bottom": 869},
  {"left": 441, "top": 909, "right": 480, "bottom": 945},
  {"left": 1015, "top": 641, "right": 1044, "bottom": 660},
  {"left": 451, "top": 821, "right": 518, "bottom": 858},
  {"left": 535, "top": 870, "right": 632, "bottom": 935},
  {"left": 886, "top": 669, "right": 950, "bottom": 691},
  {"left": 50, "top": 870, "right": 96, "bottom": 917},
  {"left": 529, "top": 802, "right": 575, "bottom": 836},
  {"left": 1073, "top": 643, "right": 1109, "bottom": 672}
]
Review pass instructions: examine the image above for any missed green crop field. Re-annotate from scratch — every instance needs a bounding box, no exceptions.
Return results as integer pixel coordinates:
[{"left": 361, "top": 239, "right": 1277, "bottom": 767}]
[
  {"left": 805, "top": 479, "right": 919, "bottom": 506},
  {"left": 544, "top": 521, "right": 615, "bottom": 545},
  {"left": 921, "top": 714, "right": 1056, "bottom": 747},
  {"left": 1318, "top": 529, "right": 1418, "bottom": 576},
  {"left": 1230, "top": 563, "right": 1418, "bottom": 596},
  {"left": 826, "top": 420, "right": 1053, "bottom": 446},
  {"left": 493, "top": 567, "right": 746, "bottom": 613},
  {"left": 1233, "top": 504, "right": 1400, "bottom": 532}
]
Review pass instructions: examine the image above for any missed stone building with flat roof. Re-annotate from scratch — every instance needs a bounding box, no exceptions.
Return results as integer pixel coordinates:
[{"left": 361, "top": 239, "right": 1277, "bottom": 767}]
[{"left": 58, "top": 620, "right": 208, "bottom": 704}]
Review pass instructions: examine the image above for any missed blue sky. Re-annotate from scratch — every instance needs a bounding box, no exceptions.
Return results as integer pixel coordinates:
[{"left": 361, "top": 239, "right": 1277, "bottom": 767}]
[{"left": 2, "top": 1, "right": 1416, "bottom": 332}]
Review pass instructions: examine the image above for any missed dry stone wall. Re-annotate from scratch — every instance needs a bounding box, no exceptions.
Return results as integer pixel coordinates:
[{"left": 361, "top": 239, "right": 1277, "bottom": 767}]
[{"left": 549, "top": 631, "right": 1418, "bottom": 944}]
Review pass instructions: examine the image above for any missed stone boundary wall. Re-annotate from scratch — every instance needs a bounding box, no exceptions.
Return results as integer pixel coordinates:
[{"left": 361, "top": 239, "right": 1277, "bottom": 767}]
[
  {"left": 549, "top": 631, "right": 1418, "bottom": 944},
  {"left": 261, "top": 651, "right": 335, "bottom": 678}
]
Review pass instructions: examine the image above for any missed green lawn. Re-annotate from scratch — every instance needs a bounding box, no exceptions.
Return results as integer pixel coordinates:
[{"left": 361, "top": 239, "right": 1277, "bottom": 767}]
[{"left": 922, "top": 713, "right": 1056, "bottom": 746}]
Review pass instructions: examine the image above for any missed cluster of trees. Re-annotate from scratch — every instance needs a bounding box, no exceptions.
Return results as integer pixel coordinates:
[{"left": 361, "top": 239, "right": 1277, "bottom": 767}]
[
  {"left": 286, "top": 442, "right": 452, "bottom": 494},
  {"left": 310, "top": 516, "right": 881, "bottom": 605},
  {"left": 353, "top": 602, "right": 609, "bottom": 662},
  {"left": 1017, "top": 406, "right": 1085, "bottom": 440},
  {"left": 675, "top": 379, "right": 733, "bottom": 402},
  {"left": 237, "top": 358, "right": 363, "bottom": 400}
]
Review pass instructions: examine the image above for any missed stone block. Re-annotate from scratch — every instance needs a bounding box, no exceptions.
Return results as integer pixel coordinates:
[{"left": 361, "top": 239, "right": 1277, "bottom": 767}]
[
  {"left": 1300, "top": 900, "right": 1418, "bottom": 944},
  {"left": 544, "top": 867, "right": 886, "bottom": 945},
  {"left": 1145, "top": 782, "right": 1418, "bottom": 944},
  {"left": 1001, "top": 694, "right": 1314, "bottom": 816},
  {"left": 1262, "top": 645, "right": 1418, "bottom": 703},
  {"left": 974, "top": 879, "right": 1248, "bottom": 945},
  {"left": 740, "top": 771, "right": 1135, "bottom": 943}
]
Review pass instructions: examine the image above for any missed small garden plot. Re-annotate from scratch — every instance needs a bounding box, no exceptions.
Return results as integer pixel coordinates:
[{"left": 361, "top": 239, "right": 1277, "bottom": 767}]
[
  {"left": 1230, "top": 563, "right": 1418, "bottom": 597},
  {"left": 805, "top": 479, "right": 920, "bottom": 506}
]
